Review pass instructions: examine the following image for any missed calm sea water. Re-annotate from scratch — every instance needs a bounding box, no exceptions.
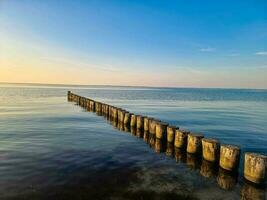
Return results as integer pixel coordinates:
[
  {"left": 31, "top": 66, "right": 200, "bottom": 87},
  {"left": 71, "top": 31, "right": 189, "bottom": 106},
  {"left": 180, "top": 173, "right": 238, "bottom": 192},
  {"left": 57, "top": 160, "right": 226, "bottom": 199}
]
[{"left": 0, "top": 83, "right": 266, "bottom": 199}]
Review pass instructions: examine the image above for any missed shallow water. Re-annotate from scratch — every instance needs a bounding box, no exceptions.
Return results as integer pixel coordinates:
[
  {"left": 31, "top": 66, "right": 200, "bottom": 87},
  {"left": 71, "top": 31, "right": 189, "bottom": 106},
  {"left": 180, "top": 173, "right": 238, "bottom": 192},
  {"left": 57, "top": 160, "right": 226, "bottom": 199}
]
[{"left": 0, "top": 83, "right": 266, "bottom": 199}]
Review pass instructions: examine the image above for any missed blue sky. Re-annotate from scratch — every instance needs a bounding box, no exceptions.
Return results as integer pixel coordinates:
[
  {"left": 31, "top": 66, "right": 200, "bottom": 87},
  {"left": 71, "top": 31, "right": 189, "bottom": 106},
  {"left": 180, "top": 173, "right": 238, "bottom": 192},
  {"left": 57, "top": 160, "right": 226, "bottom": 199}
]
[{"left": 0, "top": 0, "right": 267, "bottom": 88}]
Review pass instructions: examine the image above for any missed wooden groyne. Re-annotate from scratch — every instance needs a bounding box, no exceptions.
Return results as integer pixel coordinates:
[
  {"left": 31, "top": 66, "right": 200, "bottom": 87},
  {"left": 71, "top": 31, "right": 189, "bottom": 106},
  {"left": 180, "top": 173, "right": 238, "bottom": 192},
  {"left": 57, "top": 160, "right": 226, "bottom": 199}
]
[{"left": 67, "top": 91, "right": 267, "bottom": 195}]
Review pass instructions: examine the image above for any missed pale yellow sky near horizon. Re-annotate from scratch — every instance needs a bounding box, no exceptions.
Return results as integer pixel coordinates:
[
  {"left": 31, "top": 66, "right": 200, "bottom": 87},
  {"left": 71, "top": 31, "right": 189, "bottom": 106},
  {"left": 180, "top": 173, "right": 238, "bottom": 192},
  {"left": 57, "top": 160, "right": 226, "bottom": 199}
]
[{"left": 1, "top": 29, "right": 267, "bottom": 89}]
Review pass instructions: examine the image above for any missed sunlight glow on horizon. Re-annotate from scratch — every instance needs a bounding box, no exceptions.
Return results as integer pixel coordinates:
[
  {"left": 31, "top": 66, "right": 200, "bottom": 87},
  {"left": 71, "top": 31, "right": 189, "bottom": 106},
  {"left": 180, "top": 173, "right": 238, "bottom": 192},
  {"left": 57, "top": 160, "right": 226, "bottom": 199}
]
[{"left": 0, "top": 0, "right": 267, "bottom": 89}]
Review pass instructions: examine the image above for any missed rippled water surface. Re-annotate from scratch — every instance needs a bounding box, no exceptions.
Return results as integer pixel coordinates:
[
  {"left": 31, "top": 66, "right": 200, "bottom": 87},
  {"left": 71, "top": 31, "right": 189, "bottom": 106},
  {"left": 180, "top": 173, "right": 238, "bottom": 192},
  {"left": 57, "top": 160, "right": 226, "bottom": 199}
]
[{"left": 0, "top": 83, "right": 266, "bottom": 199}]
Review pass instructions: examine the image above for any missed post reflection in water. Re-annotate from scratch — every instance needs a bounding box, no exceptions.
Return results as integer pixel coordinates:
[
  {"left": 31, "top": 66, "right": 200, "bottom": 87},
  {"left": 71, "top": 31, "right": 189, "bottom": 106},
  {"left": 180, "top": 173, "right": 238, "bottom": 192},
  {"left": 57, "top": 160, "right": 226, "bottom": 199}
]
[
  {"left": 96, "top": 111, "right": 102, "bottom": 116},
  {"left": 112, "top": 119, "right": 118, "bottom": 129},
  {"left": 166, "top": 142, "right": 174, "bottom": 157},
  {"left": 241, "top": 181, "right": 266, "bottom": 200},
  {"left": 155, "top": 138, "right": 165, "bottom": 153},
  {"left": 174, "top": 148, "right": 187, "bottom": 163},
  {"left": 186, "top": 153, "right": 201, "bottom": 170},
  {"left": 200, "top": 159, "right": 218, "bottom": 178},
  {"left": 143, "top": 131, "right": 149, "bottom": 144},
  {"left": 136, "top": 128, "right": 143, "bottom": 138},
  {"left": 130, "top": 126, "right": 136, "bottom": 136},
  {"left": 149, "top": 134, "right": 156, "bottom": 149},
  {"left": 118, "top": 122, "right": 124, "bottom": 131},
  {"left": 217, "top": 167, "right": 238, "bottom": 190},
  {"left": 124, "top": 124, "right": 130, "bottom": 133}
]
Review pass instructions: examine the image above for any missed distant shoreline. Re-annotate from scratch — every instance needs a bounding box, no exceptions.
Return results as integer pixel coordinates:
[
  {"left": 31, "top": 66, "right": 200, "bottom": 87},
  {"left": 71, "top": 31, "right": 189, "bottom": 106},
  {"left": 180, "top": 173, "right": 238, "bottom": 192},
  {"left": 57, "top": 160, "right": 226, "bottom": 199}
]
[{"left": 0, "top": 82, "right": 266, "bottom": 90}]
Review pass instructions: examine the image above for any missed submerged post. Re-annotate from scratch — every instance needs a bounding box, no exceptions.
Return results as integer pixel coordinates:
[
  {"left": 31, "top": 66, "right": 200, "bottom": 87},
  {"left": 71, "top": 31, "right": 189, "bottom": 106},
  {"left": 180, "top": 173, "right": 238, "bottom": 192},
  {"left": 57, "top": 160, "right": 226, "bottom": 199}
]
[
  {"left": 219, "top": 145, "right": 240, "bottom": 171},
  {"left": 202, "top": 138, "right": 220, "bottom": 162},
  {"left": 244, "top": 153, "right": 267, "bottom": 184},
  {"left": 186, "top": 133, "right": 204, "bottom": 154}
]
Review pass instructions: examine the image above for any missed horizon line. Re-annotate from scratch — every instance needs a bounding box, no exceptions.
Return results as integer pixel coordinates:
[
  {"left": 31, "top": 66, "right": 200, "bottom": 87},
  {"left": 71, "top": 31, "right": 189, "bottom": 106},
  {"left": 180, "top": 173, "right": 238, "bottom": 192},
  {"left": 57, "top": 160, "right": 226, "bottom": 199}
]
[{"left": 0, "top": 81, "right": 266, "bottom": 90}]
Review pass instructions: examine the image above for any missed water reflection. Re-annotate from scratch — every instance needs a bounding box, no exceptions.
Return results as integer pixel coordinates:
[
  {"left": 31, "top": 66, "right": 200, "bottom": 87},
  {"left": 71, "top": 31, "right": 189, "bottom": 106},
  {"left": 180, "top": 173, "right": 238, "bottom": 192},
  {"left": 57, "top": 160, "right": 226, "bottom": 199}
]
[
  {"left": 241, "top": 181, "right": 266, "bottom": 200},
  {"left": 124, "top": 125, "right": 130, "bottom": 133},
  {"left": 217, "top": 167, "right": 238, "bottom": 190},
  {"left": 149, "top": 135, "right": 156, "bottom": 149},
  {"left": 200, "top": 160, "right": 218, "bottom": 178},
  {"left": 174, "top": 148, "right": 187, "bottom": 163},
  {"left": 136, "top": 128, "right": 143, "bottom": 138},
  {"left": 143, "top": 131, "right": 149, "bottom": 143},
  {"left": 155, "top": 138, "right": 165, "bottom": 153},
  {"left": 166, "top": 142, "right": 174, "bottom": 157},
  {"left": 186, "top": 153, "right": 201, "bottom": 170},
  {"left": 130, "top": 127, "right": 136, "bottom": 136}
]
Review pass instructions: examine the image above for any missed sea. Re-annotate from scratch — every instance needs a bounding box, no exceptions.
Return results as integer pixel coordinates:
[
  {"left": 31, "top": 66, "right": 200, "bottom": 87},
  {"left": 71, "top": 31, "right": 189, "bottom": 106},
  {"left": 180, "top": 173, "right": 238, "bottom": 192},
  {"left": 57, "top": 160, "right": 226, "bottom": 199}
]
[{"left": 0, "top": 83, "right": 266, "bottom": 199}]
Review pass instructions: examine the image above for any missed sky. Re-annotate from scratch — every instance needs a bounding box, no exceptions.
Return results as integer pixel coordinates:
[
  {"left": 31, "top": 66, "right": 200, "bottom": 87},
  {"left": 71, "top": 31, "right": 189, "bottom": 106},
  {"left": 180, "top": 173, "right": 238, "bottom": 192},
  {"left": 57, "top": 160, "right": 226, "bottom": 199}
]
[{"left": 0, "top": 0, "right": 267, "bottom": 88}]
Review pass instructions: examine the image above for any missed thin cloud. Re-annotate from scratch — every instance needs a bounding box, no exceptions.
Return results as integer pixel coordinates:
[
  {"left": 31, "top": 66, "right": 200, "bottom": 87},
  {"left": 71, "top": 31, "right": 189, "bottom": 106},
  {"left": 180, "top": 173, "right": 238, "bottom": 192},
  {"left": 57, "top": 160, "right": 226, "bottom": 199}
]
[
  {"left": 255, "top": 51, "right": 267, "bottom": 56},
  {"left": 199, "top": 47, "right": 216, "bottom": 52}
]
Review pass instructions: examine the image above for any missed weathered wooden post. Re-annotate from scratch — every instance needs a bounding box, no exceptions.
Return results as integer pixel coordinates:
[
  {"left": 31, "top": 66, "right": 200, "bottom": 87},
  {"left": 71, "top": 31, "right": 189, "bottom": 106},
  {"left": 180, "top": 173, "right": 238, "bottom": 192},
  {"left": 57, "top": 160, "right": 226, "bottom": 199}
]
[
  {"left": 149, "top": 119, "right": 160, "bottom": 135},
  {"left": 167, "top": 126, "right": 177, "bottom": 143},
  {"left": 117, "top": 109, "right": 122, "bottom": 122},
  {"left": 136, "top": 115, "right": 144, "bottom": 130},
  {"left": 144, "top": 117, "right": 151, "bottom": 132},
  {"left": 244, "top": 153, "right": 267, "bottom": 184},
  {"left": 130, "top": 114, "right": 137, "bottom": 127},
  {"left": 105, "top": 104, "right": 109, "bottom": 117},
  {"left": 109, "top": 106, "right": 113, "bottom": 119},
  {"left": 121, "top": 110, "right": 126, "bottom": 123},
  {"left": 202, "top": 138, "right": 220, "bottom": 162},
  {"left": 90, "top": 100, "right": 95, "bottom": 112},
  {"left": 219, "top": 145, "right": 240, "bottom": 171},
  {"left": 123, "top": 112, "right": 131, "bottom": 126},
  {"left": 186, "top": 133, "right": 204, "bottom": 154},
  {"left": 155, "top": 122, "right": 168, "bottom": 139},
  {"left": 113, "top": 107, "right": 118, "bottom": 121},
  {"left": 174, "top": 129, "right": 189, "bottom": 149},
  {"left": 67, "top": 91, "right": 71, "bottom": 101}
]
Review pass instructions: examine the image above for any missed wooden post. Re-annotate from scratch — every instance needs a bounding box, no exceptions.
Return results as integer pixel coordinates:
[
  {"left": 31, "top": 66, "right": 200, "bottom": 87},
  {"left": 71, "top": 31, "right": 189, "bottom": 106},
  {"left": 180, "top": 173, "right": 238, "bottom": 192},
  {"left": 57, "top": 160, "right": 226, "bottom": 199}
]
[
  {"left": 167, "top": 126, "right": 177, "bottom": 143},
  {"left": 174, "top": 129, "right": 189, "bottom": 149},
  {"left": 155, "top": 122, "right": 168, "bottom": 139},
  {"left": 244, "top": 153, "right": 267, "bottom": 184},
  {"left": 186, "top": 133, "right": 204, "bottom": 154},
  {"left": 136, "top": 115, "right": 144, "bottom": 130},
  {"left": 202, "top": 138, "right": 220, "bottom": 162},
  {"left": 130, "top": 114, "right": 137, "bottom": 127},
  {"left": 219, "top": 145, "right": 240, "bottom": 171}
]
